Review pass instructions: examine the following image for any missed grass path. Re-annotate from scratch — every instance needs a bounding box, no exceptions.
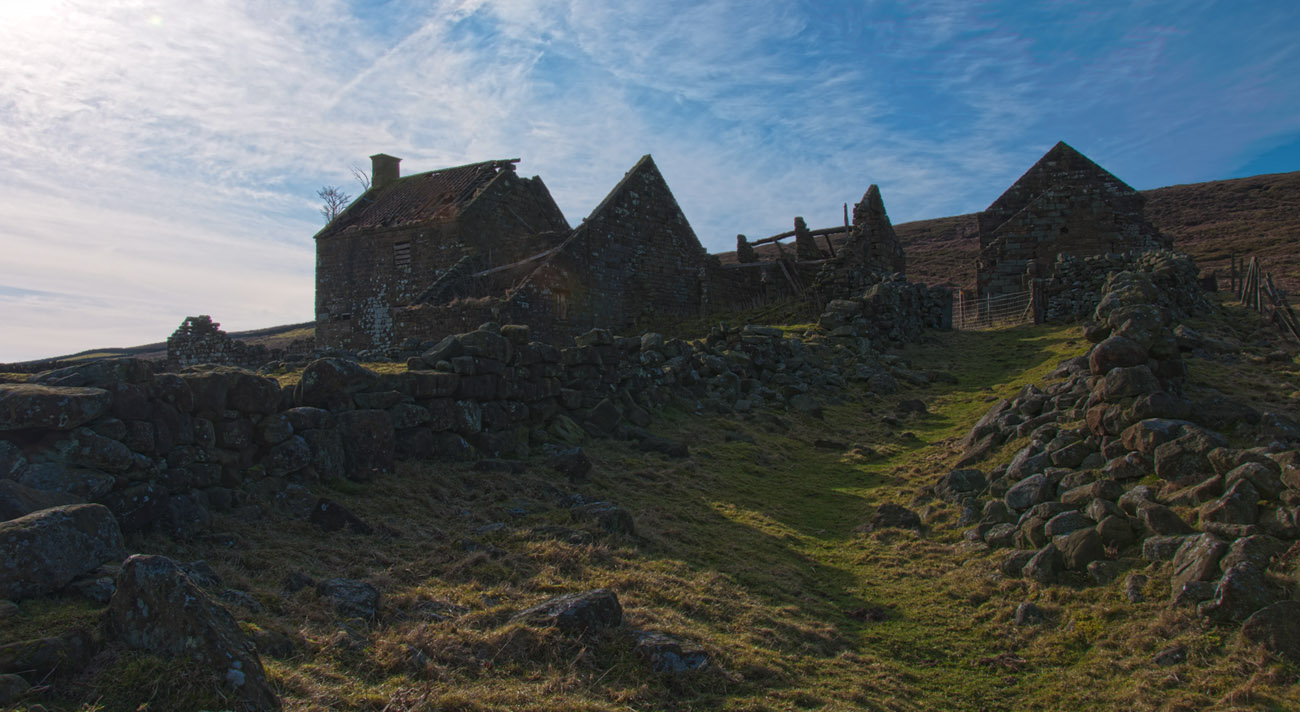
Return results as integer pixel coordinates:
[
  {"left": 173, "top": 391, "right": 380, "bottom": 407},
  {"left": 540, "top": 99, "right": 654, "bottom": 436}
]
[{"left": 31, "top": 318, "right": 1300, "bottom": 710}]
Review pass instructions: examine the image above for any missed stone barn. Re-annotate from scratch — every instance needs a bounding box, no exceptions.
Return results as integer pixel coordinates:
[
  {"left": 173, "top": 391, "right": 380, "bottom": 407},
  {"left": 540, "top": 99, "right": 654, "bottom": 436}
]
[
  {"left": 976, "top": 141, "right": 1170, "bottom": 298},
  {"left": 315, "top": 152, "right": 947, "bottom": 353},
  {"left": 314, "top": 154, "right": 571, "bottom": 351},
  {"left": 391, "top": 154, "right": 717, "bottom": 346},
  {"left": 317, "top": 153, "right": 721, "bottom": 352}
]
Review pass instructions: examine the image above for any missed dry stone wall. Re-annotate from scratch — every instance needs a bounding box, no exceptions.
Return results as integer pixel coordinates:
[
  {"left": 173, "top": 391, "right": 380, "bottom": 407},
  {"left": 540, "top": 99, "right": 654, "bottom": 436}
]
[
  {"left": 166, "top": 316, "right": 313, "bottom": 371},
  {"left": 1, "top": 276, "right": 945, "bottom": 570},
  {"left": 1042, "top": 250, "right": 1208, "bottom": 323}
]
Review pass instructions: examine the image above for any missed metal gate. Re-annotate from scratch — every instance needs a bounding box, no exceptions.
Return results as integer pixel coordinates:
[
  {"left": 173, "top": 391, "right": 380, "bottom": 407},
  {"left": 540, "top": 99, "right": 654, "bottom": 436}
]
[{"left": 954, "top": 290, "right": 1034, "bottom": 330}]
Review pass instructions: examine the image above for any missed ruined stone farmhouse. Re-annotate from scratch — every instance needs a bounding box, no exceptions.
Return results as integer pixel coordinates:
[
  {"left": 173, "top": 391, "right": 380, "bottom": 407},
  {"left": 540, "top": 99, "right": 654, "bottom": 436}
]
[
  {"left": 315, "top": 154, "right": 571, "bottom": 351},
  {"left": 976, "top": 141, "right": 1171, "bottom": 298},
  {"left": 315, "top": 153, "right": 921, "bottom": 352}
]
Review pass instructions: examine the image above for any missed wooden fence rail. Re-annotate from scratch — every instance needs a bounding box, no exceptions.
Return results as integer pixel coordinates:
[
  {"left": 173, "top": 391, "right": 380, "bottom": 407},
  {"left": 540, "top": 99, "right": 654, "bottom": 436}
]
[{"left": 1237, "top": 255, "right": 1300, "bottom": 342}]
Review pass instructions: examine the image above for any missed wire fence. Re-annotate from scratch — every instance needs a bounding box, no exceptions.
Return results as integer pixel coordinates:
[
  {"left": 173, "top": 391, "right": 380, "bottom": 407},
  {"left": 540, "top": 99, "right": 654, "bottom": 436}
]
[{"left": 954, "top": 290, "right": 1035, "bottom": 330}]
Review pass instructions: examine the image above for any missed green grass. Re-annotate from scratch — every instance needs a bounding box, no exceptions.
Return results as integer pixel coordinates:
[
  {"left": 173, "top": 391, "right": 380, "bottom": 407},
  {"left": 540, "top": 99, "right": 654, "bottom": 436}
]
[{"left": 9, "top": 316, "right": 1300, "bottom": 711}]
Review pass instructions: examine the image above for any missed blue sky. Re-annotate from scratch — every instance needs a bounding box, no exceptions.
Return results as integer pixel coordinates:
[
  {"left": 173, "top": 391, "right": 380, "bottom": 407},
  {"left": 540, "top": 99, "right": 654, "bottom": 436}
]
[{"left": 0, "top": 0, "right": 1297, "bottom": 362}]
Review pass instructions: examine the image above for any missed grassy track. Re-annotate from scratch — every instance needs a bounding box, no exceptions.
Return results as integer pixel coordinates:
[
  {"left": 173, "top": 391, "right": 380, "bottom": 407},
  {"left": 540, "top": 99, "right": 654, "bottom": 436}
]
[{"left": 11, "top": 315, "right": 1300, "bottom": 711}]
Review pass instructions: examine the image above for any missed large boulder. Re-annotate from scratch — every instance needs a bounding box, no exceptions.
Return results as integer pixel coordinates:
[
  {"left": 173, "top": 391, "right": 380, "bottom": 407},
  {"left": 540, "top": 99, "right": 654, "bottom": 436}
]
[
  {"left": 1169, "top": 533, "right": 1227, "bottom": 597},
  {"left": 0, "top": 480, "right": 80, "bottom": 522},
  {"left": 458, "top": 329, "right": 514, "bottom": 364},
  {"left": 222, "top": 370, "right": 281, "bottom": 415},
  {"left": 295, "top": 359, "right": 378, "bottom": 408},
  {"left": 16, "top": 463, "right": 115, "bottom": 500},
  {"left": 0, "top": 628, "right": 93, "bottom": 680},
  {"left": 1089, "top": 335, "right": 1148, "bottom": 375},
  {"left": 514, "top": 589, "right": 623, "bottom": 635},
  {"left": 31, "top": 358, "right": 153, "bottom": 388},
  {"left": 34, "top": 428, "right": 134, "bottom": 473},
  {"left": 106, "top": 554, "right": 280, "bottom": 711},
  {"left": 335, "top": 410, "right": 395, "bottom": 480},
  {"left": 1241, "top": 601, "right": 1300, "bottom": 663},
  {"left": 1198, "top": 563, "right": 1273, "bottom": 623},
  {"left": 0, "top": 504, "right": 124, "bottom": 600},
  {"left": 0, "top": 384, "right": 111, "bottom": 431},
  {"left": 316, "top": 578, "right": 380, "bottom": 620},
  {"left": 935, "top": 469, "right": 986, "bottom": 502}
]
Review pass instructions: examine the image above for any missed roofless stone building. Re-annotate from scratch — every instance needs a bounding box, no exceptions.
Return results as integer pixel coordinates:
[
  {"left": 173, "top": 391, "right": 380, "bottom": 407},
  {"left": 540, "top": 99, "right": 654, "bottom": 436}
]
[
  {"left": 976, "top": 141, "right": 1170, "bottom": 298},
  {"left": 314, "top": 153, "right": 943, "bottom": 353}
]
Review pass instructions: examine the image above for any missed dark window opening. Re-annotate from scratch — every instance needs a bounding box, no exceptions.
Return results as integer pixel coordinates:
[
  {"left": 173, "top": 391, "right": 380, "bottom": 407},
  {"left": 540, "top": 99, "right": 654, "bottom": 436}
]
[
  {"left": 394, "top": 241, "right": 411, "bottom": 268},
  {"left": 554, "top": 290, "right": 570, "bottom": 320}
]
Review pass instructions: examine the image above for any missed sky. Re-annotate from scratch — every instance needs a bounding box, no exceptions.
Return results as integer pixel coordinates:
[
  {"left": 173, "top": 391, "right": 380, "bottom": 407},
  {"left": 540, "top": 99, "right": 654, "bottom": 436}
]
[{"left": 1, "top": 0, "right": 1298, "bottom": 362}]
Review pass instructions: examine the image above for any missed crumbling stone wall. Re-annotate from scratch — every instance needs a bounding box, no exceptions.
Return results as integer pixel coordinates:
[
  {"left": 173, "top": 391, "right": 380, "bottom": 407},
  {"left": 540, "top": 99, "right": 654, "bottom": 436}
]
[
  {"left": 167, "top": 316, "right": 270, "bottom": 371},
  {"left": 818, "top": 276, "right": 952, "bottom": 342},
  {"left": 1, "top": 288, "right": 949, "bottom": 548},
  {"left": 165, "top": 316, "right": 313, "bottom": 371},
  {"left": 702, "top": 260, "right": 810, "bottom": 314},
  {"left": 977, "top": 142, "right": 1170, "bottom": 298},
  {"left": 842, "top": 184, "right": 906, "bottom": 276},
  {"left": 1043, "top": 250, "right": 1209, "bottom": 322}
]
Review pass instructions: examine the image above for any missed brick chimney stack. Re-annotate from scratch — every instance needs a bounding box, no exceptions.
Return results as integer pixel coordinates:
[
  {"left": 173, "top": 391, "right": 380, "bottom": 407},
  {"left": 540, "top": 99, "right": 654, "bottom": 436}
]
[{"left": 370, "top": 153, "right": 401, "bottom": 191}]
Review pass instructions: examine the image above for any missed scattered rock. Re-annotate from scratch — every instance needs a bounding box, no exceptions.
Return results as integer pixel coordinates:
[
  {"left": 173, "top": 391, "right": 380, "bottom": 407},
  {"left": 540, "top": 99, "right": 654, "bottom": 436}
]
[
  {"left": 1124, "top": 573, "right": 1148, "bottom": 603},
  {"left": 935, "top": 469, "right": 986, "bottom": 502},
  {"left": 1005, "top": 473, "right": 1053, "bottom": 511},
  {"left": 635, "top": 630, "right": 711, "bottom": 673},
  {"left": 316, "top": 578, "right": 381, "bottom": 621},
  {"left": 860, "top": 504, "right": 922, "bottom": 532},
  {"left": 514, "top": 589, "right": 622, "bottom": 635},
  {"left": 1241, "top": 600, "right": 1300, "bottom": 663},
  {"left": 1014, "top": 601, "right": 1047, "bottom": 625},
  {"left": 1198, "top": 563, "right": 1272, "bottom": 623},
  {"left": 1056, "top": 528, "right": 1104, "bottom": 570},
  {"left": 309, "top": 498, "right": 373, "bottom": 535},
  {"left": 0, "top": 629, "right": 92, "bottom": 678},
  {"left": 1169, "top": 533, "right": 1227, "bottom": 598},
  {"left": 0, "top": 504, "right": 124, "bottom": 600},
  {"left": 1154, "top": 645, "right": 1186, "bottom": 666},
  {"left": 571, "top": 502, "right": 635, "bottom": 535},
  {"left": 106, "top": 554, "right": 280, "bottom": 711},
  {"left": 1023, "top": 545, "right": 1063, "bottom": 584},
  {"left": 547, "top": 447, "right": 592, "bottom": 479}
]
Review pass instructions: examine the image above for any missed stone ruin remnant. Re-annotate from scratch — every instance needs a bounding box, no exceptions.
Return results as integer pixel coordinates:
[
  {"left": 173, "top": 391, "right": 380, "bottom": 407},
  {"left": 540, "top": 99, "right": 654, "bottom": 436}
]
[
  {"left": 976, "top": 141, "right": 1170, "bottom": 299},
  {"left": 844, "top": 184, "right": 906, "bottom": 276}
]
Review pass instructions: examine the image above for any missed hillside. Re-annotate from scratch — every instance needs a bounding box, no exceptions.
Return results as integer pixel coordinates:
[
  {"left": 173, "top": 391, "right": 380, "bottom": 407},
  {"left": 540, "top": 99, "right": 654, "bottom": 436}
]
[
  {"left": 4, "top": 278, "right": 1300, "bottom": 710},
  {"left": 1144, "top": 171, "right": 1300, "bottom": 293}
]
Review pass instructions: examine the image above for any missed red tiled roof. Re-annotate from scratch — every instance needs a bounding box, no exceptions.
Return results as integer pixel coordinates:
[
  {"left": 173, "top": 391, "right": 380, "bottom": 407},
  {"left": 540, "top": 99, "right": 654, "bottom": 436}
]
[{"left": 316, "top": 159, "right": 518, "bottom": 238}]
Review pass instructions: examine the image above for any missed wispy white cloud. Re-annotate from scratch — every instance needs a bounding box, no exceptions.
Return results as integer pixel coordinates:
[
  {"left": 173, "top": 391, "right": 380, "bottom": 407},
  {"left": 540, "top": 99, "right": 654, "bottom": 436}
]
[{"left": 0, "top": 0, "right": 1297, "bottom": 361}]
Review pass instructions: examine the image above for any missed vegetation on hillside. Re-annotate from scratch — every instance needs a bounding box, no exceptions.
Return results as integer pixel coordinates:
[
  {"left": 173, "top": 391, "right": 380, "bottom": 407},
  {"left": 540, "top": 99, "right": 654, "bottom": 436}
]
[{"left": 8, "top": 293, "right": 1299, "bottom": 711}]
